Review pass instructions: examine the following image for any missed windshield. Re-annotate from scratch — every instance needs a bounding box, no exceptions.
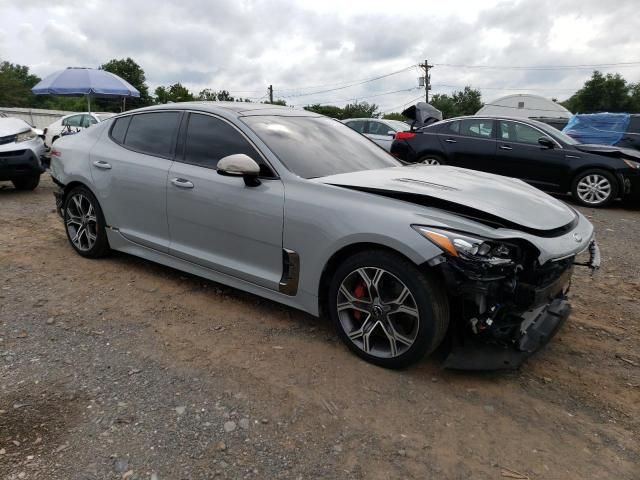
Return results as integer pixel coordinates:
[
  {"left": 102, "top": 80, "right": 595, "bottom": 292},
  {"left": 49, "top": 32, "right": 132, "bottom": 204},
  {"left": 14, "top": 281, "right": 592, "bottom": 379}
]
[
  {"left": 534, "top": 121, "right": 579, "bottom": 145},
  {"left": 242, "top": 116, "right": 401, "bottom": 178}
]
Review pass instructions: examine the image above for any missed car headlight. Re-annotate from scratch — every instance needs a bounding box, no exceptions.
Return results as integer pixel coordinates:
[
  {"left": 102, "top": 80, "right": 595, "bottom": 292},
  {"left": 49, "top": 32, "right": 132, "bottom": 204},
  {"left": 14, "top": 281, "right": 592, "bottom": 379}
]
[
  {"left": 16, "top": 129, "right": 37, "bottom": 143},
  {"left": 412, "top": 226, "right": 516, "bottom": 265},
  {"left": 623, "top": 159, "right": 640, "bottom": 169}
]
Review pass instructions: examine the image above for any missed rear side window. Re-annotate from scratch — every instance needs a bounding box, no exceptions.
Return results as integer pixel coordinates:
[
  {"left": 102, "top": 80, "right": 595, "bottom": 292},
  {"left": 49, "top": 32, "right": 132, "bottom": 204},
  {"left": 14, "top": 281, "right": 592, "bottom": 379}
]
[
  {"left": 110, "top": 116, "right": 131, "bottom": 144},
  {"left": 461, "top": 119, "right": 494, "bottom": 138},
  {"left": 444, "top": 121, "right": 460, "bottom": 134},
  {"left": 123, "top": 112, "right": 181, "bottom": 158},
  {"left": 345, "top": 120, "right": 366, "bottom": 133},
  {"left": 183, "top": 113, "right": 262, "bottom": 170}
]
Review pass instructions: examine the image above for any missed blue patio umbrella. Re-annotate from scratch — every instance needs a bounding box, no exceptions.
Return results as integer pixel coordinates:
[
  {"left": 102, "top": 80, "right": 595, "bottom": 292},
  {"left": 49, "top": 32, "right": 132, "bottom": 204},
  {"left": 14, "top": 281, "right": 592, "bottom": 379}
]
[{"left": 31, "top": 67, "right": 140, "bottom": 112}]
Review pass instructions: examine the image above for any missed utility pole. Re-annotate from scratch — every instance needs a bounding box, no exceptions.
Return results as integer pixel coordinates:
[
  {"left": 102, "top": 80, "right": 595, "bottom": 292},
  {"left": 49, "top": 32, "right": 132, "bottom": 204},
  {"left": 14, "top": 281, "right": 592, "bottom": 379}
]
[
  {"left": 268, "top": 85, "right": 273, "bottom": 104},
  {"left": 419, "top": 59, "right": 433, "bottom": 102}
]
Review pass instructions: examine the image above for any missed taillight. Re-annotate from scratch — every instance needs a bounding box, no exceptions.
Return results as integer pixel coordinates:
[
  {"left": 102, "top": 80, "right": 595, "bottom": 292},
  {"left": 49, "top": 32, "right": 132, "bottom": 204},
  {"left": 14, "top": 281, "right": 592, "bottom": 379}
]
[{"left": 394, "top": 131, "right": 416, "bottom": 140}]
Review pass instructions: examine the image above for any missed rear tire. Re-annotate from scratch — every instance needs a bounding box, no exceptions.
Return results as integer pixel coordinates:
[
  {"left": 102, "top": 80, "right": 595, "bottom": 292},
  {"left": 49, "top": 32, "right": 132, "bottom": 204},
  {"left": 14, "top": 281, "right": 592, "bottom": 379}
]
[
  {"left": 12, "top": 175, "right": 40, "bottom": 191},
  {"left": 328, "top": 249, "right": 449, "bottom": 369},
  {"left": 571, "top": 169, "right": 618, "bottom": 207},
  {"left": 63, "top": 186, "right": 110, "bottom": 258}
]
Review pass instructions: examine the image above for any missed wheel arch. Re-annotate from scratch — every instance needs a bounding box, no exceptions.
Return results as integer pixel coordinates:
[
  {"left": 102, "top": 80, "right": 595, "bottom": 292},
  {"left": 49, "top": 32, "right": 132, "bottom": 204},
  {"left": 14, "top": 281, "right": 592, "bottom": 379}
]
[
  {"left": 317, "top": 242, "right": 443, "bottom": 317},
  {"left": 569, "top": 165, "right": 623, "bottom": 195},
  {"left": 61, "top": 180, "right": 110, "bottom": 224}
]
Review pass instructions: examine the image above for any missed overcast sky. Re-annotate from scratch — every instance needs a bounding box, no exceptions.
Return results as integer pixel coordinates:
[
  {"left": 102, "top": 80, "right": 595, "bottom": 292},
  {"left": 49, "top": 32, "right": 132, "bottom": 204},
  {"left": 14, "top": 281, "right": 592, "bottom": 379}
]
[{"left": 1, "top": 0, "right": 639, "bottom": 112}]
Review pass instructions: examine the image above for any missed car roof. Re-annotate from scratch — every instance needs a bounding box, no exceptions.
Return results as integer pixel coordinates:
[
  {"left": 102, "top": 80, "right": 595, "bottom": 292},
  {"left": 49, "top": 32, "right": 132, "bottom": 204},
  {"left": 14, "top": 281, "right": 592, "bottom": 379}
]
[
  {"left": 118, "top": 101, "right": 322, "bottom": 118},
  {"left": 438, "top": 115, "right": 555, "bottom": 129}
]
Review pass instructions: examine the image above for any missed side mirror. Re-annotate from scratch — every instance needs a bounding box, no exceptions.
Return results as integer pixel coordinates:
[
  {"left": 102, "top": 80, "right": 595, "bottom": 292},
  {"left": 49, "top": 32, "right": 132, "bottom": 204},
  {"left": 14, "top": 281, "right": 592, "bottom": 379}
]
[
  {"left": 538, "top": 137, "right": 554, "bottom": 149},
  {"left": 217, "top": 154, "right": 261, "bottom": 187}
]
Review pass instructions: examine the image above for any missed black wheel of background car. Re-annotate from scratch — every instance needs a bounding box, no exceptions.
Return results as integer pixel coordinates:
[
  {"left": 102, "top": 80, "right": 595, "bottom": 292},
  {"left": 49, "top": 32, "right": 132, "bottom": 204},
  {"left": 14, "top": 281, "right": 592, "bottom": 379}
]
[
  {"left": 63, "top": 186, "right": 110, "bottom": 258},
  {"left": 11, "top": 176, "right": 40, "bottom": 191},
  {"left": 418, "top": 155, "right": 443, "bottom": 165},
  {"left": 328, "top": 250, "right": 449, "bottom": 369},
  {"left": 571, "top": 169, "right": 618, "bottom": 207}
]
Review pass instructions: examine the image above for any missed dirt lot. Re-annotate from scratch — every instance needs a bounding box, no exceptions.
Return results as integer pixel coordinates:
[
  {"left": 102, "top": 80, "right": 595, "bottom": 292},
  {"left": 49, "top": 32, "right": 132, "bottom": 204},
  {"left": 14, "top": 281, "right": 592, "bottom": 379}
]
[{"left": 1, "top": 176, "right": 638, "bottom": 480}]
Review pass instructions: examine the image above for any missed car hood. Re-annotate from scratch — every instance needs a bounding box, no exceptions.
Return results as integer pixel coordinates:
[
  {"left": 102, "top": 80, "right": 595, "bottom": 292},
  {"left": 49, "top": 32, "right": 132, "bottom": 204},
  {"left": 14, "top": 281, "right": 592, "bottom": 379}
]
[
  {"left": 316, "top": 165, "right": 577, "bottom": 233},
  {"left": 574, "top": 143, "right": 640, "bottom": 160},
  {"left": 0, "top": 118, "right": 32, "bottom": 137}
]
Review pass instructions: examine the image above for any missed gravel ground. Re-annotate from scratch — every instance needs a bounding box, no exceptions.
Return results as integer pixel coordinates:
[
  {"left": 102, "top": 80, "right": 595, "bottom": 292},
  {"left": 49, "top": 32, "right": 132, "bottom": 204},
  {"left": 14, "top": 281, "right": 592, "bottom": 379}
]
[{"left": 1, "top": 176, "right": 638, "bottom": 480}]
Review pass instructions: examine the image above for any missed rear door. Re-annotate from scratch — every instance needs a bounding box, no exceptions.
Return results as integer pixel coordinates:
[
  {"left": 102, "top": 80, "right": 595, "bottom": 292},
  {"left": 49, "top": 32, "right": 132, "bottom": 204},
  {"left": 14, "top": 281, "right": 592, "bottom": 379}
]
[
  {"left": 166, "top": 112, "right": 285, "bottom": 290},
  {"left": 438, "top": 118, "right": 497, "bottom": 170},
  {"left": 89, "top": 111, "right": 181, "bottom": 251},
  {"left": 493, "top": 120, "right": 569, "bottom": 190}
]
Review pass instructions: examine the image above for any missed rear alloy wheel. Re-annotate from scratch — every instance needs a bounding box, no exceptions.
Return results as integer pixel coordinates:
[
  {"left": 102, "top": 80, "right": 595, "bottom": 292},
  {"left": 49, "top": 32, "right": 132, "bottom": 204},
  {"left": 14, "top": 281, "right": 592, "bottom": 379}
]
[
  {"left": 63, "top": 186, "right": 110, "bottom": 258},
  {"left": 11, "top": 175, "right": 40, "bottom": 191},
  {"left": 418, "top": 155, "right": 442, "bottom": 165},
  {"left": 329, "top": 250, "right": 449, "bottom": 369},
  {"left": 572, "top": 169, "right": 617, "bottom": 207}
]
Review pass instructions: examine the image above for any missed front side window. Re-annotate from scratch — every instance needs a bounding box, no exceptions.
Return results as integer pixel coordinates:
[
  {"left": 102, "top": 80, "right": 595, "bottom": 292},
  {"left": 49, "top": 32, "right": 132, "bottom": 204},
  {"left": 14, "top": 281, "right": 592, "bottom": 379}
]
[
  {"left": 123, "top": 112, "right": 181, "bottom": 158},
  {"left": 183, "top": 113, "right": 262, "bottom": 170},
  {"left": 500, "top": 121, "right": 545, "bottom": 145},
  {"left": 461, "top": 119, "right": 494, "bottom": 138},
  {"left": 242, "top": 116, "right": 400, "bottom": 179},
  {"left": 63, "top": 115, "right": 83, "bottom": 128}
]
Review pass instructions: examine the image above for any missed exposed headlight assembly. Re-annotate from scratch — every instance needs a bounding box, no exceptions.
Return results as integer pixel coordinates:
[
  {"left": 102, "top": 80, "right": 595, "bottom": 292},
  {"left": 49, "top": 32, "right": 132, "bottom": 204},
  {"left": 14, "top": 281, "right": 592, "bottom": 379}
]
[
  {"left": 622, "top": 159, "right": 640, "bottom": 169},
  {"left": 15, "top": 129, "right": 37, "bottom": 143},
  {"left": 412, "top": 226, "right": 516, "bottom": 266}
]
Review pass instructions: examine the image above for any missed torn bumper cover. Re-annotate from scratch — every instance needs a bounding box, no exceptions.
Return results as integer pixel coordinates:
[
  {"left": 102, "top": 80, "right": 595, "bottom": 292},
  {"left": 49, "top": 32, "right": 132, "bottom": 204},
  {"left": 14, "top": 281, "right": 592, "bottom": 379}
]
[{"left": 439, "top": 239, "right": 600, "bottom": 370}]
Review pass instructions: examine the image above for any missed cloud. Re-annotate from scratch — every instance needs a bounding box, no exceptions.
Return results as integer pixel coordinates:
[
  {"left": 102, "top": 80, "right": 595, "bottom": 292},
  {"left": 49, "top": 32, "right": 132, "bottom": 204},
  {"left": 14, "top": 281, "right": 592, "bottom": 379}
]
[{"left": 0, "top": 0, "right": 638, "bottom": 111}]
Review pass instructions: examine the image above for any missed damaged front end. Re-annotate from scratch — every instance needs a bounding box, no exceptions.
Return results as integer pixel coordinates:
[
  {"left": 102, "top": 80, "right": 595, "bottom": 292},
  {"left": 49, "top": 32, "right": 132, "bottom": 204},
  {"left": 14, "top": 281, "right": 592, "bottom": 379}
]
[{"left": 414, "top": 226, "right": 600, "bottom": 370}]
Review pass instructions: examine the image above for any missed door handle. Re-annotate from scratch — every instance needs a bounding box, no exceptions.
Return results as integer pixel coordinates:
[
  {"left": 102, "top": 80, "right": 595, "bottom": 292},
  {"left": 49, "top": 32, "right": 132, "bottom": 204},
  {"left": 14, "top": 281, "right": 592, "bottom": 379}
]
[
  {"left": 444, "top": 138, "right": 457, "bottom": 143},
  {"left": 92, "top": 160, "right": 112, "bottom": 170},
  {"left": 499, "top": 145, "right": 513, "bottom": 150},
  {"left": 171, "top": 178, "right": 194, "bottom": 189}
]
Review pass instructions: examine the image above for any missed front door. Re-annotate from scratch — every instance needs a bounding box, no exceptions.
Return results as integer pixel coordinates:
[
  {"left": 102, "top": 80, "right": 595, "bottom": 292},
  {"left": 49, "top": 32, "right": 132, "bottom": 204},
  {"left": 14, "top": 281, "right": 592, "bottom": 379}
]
[
  {"left": 365, "top": 120, "right": 394, "bottom": 150},
  {"left": 166, "top": 112, "right": 285, "bottom": 290},
  {"left": 438, "top": 118, "right": 497, "bottom": 170}
]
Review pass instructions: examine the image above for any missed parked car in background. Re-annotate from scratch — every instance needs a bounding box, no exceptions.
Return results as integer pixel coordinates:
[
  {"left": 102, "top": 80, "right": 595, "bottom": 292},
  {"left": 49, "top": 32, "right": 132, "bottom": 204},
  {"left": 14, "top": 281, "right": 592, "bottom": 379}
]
[
  {"left": 343, "top": 118, "right": 410, "bottom": 151},
  {"left": 44, "top": 112, "right": 115, "bottom": 148},
  {"left": 0, "top": 117, "right": 46, "bottom": 190},
  {"left": 563, "top": 113, "right": 640, "bottom": 151},
  {"left": 391, "top": 115, "right": 640, "bottom": 207},
  {"left": 50, "top": 102, "right": 599, "bottom": 370}
]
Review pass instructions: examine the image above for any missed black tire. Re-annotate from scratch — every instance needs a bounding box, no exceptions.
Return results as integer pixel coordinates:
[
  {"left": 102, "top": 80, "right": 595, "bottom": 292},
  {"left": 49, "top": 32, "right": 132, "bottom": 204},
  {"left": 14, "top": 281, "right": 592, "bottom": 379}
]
[
  {"left": 328, "top": 249, "right": 449, "bottom": 369},
  {"left": 417, "top": 154, "right": 444, "bottom": 165},
  {"left": 11, "top": 175, "right": 40, "bottom": 191},
  {"left": 571, "top": 169, "right": 618, "bottom": 208},
  {"left": 62, "top": 185, "right": 110, "bottom": 258}
]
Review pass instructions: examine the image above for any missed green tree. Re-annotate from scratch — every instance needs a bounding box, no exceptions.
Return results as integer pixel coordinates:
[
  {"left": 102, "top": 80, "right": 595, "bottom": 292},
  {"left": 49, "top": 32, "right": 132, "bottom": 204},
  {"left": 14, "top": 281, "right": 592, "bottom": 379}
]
[
  {"left": 304, "top": 104, "right": 345, "bottom": 118},
  {"left": 155, "top": 83, "right": 195, "bottom": 103},
  {"left": 99, "top": 57, "right": 153, "bottom": 110},
  {"left": 562, "top": 71, "right": 632, "bottom": 113},
  {"left": 343, "top": 101, "right": 379, "bottom": 118},
  {"left": 430, "top": 86, "right": 483, "bottom": 118},
  {"left": 382, "top": 112, "right": 408, "bottom": 121},
  {"left": 0, "top": 61, "right": 40, "bottom": 107}
]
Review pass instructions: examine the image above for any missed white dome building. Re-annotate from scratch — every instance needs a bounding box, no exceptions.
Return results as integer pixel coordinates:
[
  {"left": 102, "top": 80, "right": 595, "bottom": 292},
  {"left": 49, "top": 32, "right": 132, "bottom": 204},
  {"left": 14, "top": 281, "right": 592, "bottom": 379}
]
[{"left": 476, "top": 93, "right": 572, "bottom": 123}]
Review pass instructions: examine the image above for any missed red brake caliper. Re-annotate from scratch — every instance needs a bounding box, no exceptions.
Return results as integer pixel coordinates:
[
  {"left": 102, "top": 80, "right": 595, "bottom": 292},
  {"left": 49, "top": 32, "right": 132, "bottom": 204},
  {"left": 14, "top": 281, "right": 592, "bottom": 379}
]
[{"left": 353, "top": 283, "right": 366, "bottom": 320}]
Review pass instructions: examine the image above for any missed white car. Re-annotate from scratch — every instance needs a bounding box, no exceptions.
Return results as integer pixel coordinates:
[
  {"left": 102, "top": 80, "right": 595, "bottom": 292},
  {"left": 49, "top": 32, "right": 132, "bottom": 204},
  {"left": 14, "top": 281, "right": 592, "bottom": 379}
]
[
  {"left": 44, "top": 112, "right": 115, "bottom": 148},
  {"left": 342, "top": 118, "right": 410, "bottom": 151},
  {"left": 0, "top": 117, "right": 46, "bottom": 190}
]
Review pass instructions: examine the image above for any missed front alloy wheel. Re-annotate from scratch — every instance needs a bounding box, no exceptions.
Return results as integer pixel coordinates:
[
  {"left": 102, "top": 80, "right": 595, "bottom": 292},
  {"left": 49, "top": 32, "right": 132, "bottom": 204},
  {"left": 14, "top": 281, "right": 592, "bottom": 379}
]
[
  {"left": 572, "top": 169, "right": 617, "bottom": 207},
  {"left": 329, "top": 250, "right": 449, "bottom": 368}
]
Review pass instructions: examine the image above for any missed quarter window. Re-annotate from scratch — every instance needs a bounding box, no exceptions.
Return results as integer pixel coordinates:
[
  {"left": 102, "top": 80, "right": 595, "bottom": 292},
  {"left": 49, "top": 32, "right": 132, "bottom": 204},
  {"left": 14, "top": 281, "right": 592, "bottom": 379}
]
[
  {"left": 183, "top": 113, "right": 263, "bottom": 171},
  {"left": 123, "top": 112, "right": 181, "bottom": 158},
  {"left": 110, "top": 116, "right": 131, "bottom": 144}
]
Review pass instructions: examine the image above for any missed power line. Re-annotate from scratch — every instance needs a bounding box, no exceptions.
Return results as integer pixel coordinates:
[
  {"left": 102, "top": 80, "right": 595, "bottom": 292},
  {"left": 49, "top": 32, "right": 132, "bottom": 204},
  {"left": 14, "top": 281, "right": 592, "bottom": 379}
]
[
  {"left": 279, "top": 65, "right": 417, "bottom": 99},
  {"left": 298, "top": 87, "right": 420, "bottom": 106},
  {"left": 381, "top": 94, "right": 425, "bottom": 114},
  {"left": 432, "top": 60, "right": 640, "bottom": 70},
  {"left": 431, "top": 83, "right": 578, "bottom": 92}
]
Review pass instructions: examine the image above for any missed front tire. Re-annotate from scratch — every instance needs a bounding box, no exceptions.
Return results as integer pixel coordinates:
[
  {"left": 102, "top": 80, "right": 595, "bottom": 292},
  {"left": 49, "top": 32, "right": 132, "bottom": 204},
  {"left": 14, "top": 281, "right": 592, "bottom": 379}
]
[
  {"left": 12, "top": 175, "right": 40, "bottom": 191},
  {"left": 63, "top": 186, "right": 110, "bottom": 258},
  {"left": 417, "top": 154, "right": 443, "bottom": 165},
  {"left": 328, "top": 250, "right": 449, "bottom": 369},
  {"left": 571, "top": 169, "right": 618, "bottom": 207}
]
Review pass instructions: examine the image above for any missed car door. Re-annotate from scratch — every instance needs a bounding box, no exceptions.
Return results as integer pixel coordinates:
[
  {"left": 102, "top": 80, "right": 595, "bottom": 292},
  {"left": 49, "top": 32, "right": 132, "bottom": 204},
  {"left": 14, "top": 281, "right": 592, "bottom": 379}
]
[
  {"left": 438, "top": 118, "right": 497, "bottom": 170},
  {"left": 89, "top": 111, "right": 182, "bottom": 252},
  {"left": 166, "top": 112, "right": 285, "bottom": 290},
  {"left": 364, "top": 120, "right": 395, "bottom": 150},
  {"left": 493, "top": 120, "right": 569, "bottom": 191}
]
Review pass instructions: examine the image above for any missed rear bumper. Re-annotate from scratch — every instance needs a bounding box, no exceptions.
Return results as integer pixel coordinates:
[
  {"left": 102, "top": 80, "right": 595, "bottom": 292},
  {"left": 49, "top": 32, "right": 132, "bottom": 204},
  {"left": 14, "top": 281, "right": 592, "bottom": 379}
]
[{"left": 0, "top": 149, "right": 45, "bottom": 181}]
